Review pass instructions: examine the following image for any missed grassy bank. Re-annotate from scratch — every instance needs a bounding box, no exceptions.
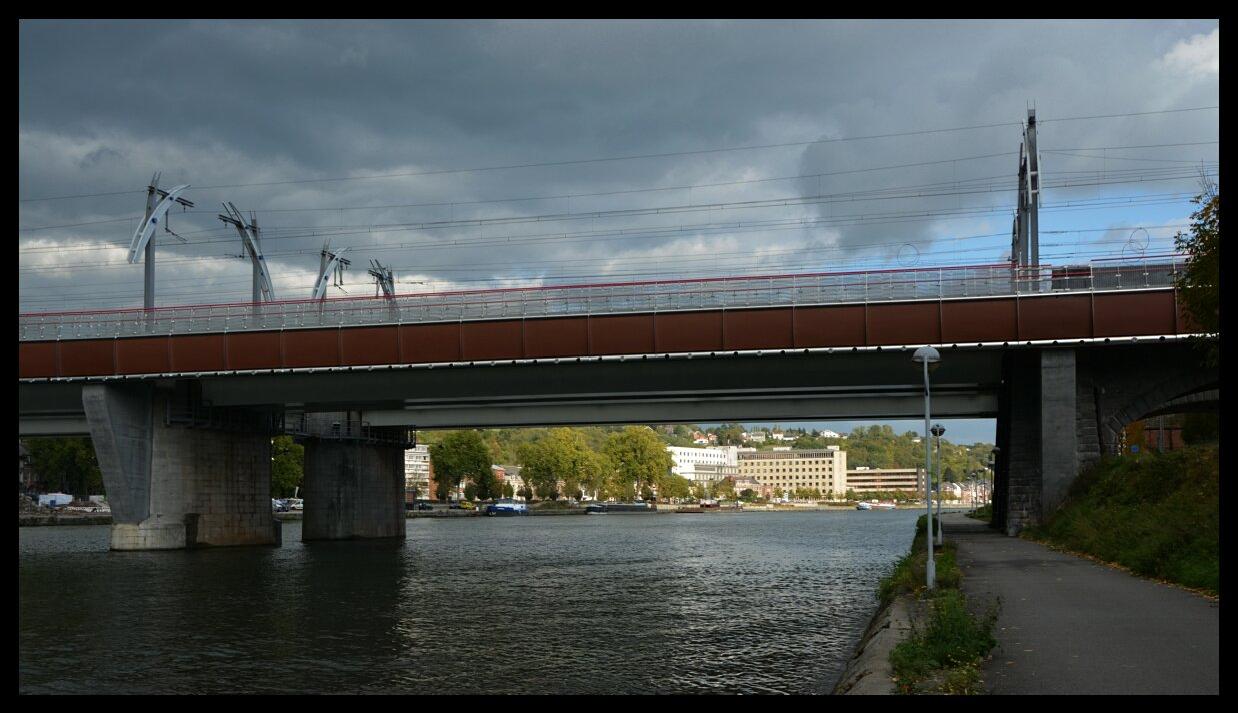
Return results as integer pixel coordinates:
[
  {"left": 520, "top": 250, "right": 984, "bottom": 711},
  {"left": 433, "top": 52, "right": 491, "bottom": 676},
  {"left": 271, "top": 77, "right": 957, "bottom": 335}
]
[
  {"left": 878, "top": 516, "right": 996, "bottom": 694},
  {"left": 1025, "top": 445, "right": 1219, "bottom": 596}
]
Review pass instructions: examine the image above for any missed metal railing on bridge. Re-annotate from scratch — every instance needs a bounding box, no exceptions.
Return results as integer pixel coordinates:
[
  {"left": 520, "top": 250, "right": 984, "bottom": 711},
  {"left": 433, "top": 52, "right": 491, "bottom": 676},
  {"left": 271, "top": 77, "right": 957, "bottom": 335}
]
[{"left": 18, "top": 259, "right": 1183, "bottom": 342}]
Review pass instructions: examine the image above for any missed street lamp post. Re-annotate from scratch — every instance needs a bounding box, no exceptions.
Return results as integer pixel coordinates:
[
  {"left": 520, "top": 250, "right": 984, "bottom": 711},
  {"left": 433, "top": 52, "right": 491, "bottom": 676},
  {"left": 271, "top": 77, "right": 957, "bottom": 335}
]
[
  {"left": 931, "top": 423, "right": 945, "bottom": 546},
  {"left": 986, "top": 448, "right": 999, "bottom": 508},
  {"left": 912, "top": 346, "right": 941, "bottom": 590}
]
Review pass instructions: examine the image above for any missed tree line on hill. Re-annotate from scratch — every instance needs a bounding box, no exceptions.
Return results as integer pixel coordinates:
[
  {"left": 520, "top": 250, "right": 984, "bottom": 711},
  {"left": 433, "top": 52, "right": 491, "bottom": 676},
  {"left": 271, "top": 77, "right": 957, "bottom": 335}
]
[{"left": 420, "top": 423, "right": 995, "bottom": 502}]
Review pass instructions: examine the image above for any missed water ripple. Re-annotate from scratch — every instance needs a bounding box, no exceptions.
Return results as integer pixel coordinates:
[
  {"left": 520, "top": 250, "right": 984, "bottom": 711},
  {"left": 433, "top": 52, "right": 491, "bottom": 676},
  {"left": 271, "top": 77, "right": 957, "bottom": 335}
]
[{"left": 20, "top": 510, "right": 917, "bottom": 694}]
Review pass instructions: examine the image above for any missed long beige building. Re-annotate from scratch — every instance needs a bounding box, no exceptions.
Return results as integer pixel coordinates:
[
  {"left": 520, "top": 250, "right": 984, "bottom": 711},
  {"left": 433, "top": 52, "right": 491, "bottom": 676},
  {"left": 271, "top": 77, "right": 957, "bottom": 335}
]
[
  {"left": 845, "top": 467, "right": 923, "bottom": 494},
  {"left": 737, "top": 447, "right": 847, "bottom": 498}
]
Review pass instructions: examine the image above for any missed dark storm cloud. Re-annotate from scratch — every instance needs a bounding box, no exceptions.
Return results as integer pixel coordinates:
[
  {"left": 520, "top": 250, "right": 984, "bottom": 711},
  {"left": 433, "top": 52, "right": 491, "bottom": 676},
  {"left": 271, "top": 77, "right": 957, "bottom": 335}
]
[{"left": 19, "top": 20, "right": 1218, "bottom": 309}]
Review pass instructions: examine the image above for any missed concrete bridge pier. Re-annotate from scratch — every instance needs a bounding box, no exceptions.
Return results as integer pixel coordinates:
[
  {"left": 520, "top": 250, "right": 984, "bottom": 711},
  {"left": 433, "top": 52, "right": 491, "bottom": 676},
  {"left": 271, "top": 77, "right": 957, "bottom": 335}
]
[
  {"left": 996, "top": 349, "right": 1083, "bottom": 536},
  {"left": 82, "top": 382, "right": 281, "bottom": 551},
  {"left": 297, "top": 417, "right": 409, "bottom": 542}
]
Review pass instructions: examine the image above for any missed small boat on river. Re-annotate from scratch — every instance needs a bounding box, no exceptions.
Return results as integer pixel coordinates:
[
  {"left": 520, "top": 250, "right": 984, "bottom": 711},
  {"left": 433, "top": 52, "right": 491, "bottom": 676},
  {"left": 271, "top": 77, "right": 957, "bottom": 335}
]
[
  {"left": 586, "top": 502, "right": 655, "bottom": 514},
  {"left": 857, "top": 501, "right": 897, "bottom": 510}
]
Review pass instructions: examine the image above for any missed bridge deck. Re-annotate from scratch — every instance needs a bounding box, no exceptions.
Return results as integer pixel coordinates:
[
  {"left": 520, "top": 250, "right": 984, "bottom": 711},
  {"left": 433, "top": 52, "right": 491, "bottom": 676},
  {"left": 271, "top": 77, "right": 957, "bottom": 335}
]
[
  {"left": 20, "top": 261, "right": 1180, "bottom": 341},
  {"left": 19, "top": 261, "right": 1192, "bottom": 381}
]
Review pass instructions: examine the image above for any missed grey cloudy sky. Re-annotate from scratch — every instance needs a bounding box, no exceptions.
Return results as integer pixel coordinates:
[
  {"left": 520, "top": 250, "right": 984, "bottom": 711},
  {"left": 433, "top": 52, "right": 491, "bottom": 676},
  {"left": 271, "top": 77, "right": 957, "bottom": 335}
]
[{"left": 18, "top": 20, "right": 1219, "bottom": 443}]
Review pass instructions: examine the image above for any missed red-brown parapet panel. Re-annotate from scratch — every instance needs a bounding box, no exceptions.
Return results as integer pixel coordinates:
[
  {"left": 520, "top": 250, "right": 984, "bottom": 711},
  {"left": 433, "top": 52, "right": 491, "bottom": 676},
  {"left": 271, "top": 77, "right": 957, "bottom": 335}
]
[
  {"left": 589, "top": 314, "right": 656, "bottom": 356},
  {"left": 170, "top": 334, "right": 227, "bottom": 373},
  {"left": 655, "top": 311, "right": 724, "bottom": 353},
  {"left": 341, "top": 326, "right": 399, "bottom": 367},
  {"left": 19, "top": 342, "right": 58, "bottom": 379},
  {"left": 792, "top": 305, "right": 866, "bottom": 348},
  {"left": 59, "top": 339, "right": 114, "bottom": 377},
  {"left": 460, "top": 319, "right": 524, "bottom": 361},
  {"left": 1018, "top": 294, "right": 1092, "bottom": 341},
  {"left": 399, "top": 323, "right": 463, "bottom": 364},
  {"left": 116, "top": 336, "right": 170, "bottom": 375},
  {"left": 866, "top": 302, "right": 940, "bottom": 346},
  {"left": 282, "top": 328, "right": 341, "bottom": 369},
  {"left": 1092, "top": 291, "right": 1179, "bottom": 338},
  {"left": 941, "top": 298, "right": 1018, "bottom": 344},
  {"left": 723, "top": 309, "right": 794, "bottom": 351},
  {"left": 524, "top": 317, "right": 590, "bottom": 359},
  {"left": 225, "top": 331, "right": 283, "bottom": 371}
]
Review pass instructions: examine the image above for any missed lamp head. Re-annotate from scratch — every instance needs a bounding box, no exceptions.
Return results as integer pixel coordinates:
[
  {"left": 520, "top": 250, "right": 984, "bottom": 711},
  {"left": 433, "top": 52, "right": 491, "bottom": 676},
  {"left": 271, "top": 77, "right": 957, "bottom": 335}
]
[{"left": 912, "top": 346, "right": 941, "bottom": 368}]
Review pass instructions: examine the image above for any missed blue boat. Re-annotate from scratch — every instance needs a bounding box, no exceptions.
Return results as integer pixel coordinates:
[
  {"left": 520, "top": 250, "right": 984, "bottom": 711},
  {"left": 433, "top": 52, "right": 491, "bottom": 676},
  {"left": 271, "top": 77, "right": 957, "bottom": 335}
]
[{"left": 485, "top": 499, "right": 529, "bottom": 516}]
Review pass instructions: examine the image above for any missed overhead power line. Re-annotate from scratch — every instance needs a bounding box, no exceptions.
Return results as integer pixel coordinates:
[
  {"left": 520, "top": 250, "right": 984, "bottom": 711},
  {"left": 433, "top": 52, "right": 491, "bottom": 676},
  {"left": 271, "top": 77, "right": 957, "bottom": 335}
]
[
  {"left": 1043, "top": 151, "right": 1219, "bottom": 165},
  {"left": 18, "top": 105, "right": 1216, "bottom": 203},
  {"left": 1037, "top": 106, "right": 1218, "bottom": 123},
  {"left": 17, "top": 158, "right": 1212, "bottom": 241},
  {"left": 16, "top": 190, "right": 1203, "bottom": 274},
  {"left": 18, "top": 188, "right": 1205, "bottom": 266},
  {"left": 19, "top": 231, "right": 1184, "bottom": 304},
  {"left": 18, "top": 166, "right": 1213, "bottom": 254},
  {"left": 18, "top": 220, "right": 1190, "bottom": 298}
]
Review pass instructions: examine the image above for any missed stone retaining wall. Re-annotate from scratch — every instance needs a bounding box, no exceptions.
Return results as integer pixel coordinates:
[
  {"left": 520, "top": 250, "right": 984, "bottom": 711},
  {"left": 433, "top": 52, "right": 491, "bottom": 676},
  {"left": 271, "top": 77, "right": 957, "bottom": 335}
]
[
  {"left": 833, "top": 594, "right": 919, "bottom": 694},
  {"left": 19, "top": 514, "right": 114, "bottom": 527}
]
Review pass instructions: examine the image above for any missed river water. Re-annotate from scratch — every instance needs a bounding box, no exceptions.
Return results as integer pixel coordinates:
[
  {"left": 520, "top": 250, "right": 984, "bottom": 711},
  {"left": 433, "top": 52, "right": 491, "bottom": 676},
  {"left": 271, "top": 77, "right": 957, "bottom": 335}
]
[{"left": 20, "top": 509, "right": 918, "bottom": 694}]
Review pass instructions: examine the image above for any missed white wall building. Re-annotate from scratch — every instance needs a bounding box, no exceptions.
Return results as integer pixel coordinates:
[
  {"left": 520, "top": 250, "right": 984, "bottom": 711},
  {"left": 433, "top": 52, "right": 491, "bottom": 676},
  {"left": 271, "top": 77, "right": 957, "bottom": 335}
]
[
  {"left": 667, "top": 446, "right": 739, "bottom": 485},
  {"left": 403, "top": 444, "right": 431, "bottom": 501}
]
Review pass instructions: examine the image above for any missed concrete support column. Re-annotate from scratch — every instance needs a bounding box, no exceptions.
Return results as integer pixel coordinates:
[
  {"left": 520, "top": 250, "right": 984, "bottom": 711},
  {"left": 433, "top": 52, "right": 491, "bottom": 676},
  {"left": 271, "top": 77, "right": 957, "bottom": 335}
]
[
  {"left": 302, "top": 435, "right": 406, "bottom": 541},
  {"left": 999, "top": 348, "right": 1082, "bottom": 535},
  {"left": 82, "top": 383, "right": 280, "bottom": 551},
  {"left": 1001, "top": 350, "right": 1044, "bottom": 536},
  {"left": 1039, "top": 349, "right": 1078, "bottom": 517}
]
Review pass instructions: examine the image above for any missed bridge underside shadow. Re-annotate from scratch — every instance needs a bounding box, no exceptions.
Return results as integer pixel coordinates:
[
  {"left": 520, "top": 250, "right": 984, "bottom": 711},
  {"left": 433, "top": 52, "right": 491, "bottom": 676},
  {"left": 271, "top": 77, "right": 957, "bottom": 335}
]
[{"left": 21, "top": 341, "right": 1214, "bottom": 547}]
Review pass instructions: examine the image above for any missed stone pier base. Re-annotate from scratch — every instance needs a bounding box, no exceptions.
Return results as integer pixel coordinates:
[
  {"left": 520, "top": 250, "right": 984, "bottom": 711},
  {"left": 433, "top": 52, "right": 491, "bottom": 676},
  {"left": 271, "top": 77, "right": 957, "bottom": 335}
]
[
  {"left": 83, "top": 382, "right": 280, "bottom": 551},
  {"left": 303, "top": 437, "right": 406, "bottom": 541},
  {"left": 110, "top": 521, "right": 187, "bottom": 551}
]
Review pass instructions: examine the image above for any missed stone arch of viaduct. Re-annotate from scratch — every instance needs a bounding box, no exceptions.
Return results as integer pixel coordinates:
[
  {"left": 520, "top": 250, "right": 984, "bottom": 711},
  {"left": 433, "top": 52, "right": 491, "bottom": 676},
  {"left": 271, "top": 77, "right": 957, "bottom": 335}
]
[{"left": 993, "top": 341, "right": 1218, "bottom": 536}]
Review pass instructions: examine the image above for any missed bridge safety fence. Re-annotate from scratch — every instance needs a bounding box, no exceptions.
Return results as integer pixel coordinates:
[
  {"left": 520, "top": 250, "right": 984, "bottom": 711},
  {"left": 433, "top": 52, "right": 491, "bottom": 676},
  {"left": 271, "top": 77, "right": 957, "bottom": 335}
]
[{"left": 19, "top": 260, "right": 1181, "bottom": 342}]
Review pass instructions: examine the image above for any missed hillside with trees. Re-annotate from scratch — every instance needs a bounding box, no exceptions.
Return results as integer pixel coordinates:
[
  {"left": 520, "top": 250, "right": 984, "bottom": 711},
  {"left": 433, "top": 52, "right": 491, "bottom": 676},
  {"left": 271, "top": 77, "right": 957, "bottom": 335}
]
[{"left": 419, "top": 422, "right": 993, "bottom": 501}]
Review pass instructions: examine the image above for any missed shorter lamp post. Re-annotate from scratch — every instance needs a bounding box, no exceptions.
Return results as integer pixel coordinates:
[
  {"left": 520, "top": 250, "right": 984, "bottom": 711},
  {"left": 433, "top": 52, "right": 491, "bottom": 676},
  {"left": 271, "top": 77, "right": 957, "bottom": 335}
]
[
  {"left": 912, "top": 345, "right": 941, "bottom": 590},
  {"left": 931, "top": 423, "right": 945, "bottom": 545},
  {"left": 987, "top": 448, "right": 999, "bottom": 506}
]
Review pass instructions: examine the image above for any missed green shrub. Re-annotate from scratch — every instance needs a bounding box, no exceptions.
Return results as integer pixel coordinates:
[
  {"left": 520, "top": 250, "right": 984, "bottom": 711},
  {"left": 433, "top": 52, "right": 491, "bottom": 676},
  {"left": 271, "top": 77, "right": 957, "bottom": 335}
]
[
  {"left": 891, "top": 590, "right": 996, "bottom": 694},
  {"left": 882, "top": 513, "right": 997, "bottom": 694},
  {"left": 877, "top": 516, "right": 961, "bottom": 604},
  {"left": 1028, "top": 445, "right": 1218, "bottom": 594}
]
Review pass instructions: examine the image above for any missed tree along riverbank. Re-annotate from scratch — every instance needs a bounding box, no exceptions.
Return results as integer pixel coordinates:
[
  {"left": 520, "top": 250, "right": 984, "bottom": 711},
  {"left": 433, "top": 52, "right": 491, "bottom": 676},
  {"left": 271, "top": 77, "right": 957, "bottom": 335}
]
[
  {"left": 1024, "top": 444, "right": 1219, "bottom": 596},
  {"left": 834, "top": 514, "right": 996, "bottom": 695}
]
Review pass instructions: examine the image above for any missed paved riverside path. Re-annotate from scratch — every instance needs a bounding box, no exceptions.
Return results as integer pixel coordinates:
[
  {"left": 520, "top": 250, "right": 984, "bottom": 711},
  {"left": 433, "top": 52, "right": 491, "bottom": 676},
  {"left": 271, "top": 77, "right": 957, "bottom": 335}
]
[{"left": 939, "top": 512, "right": 1219, "bottom": 695}]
